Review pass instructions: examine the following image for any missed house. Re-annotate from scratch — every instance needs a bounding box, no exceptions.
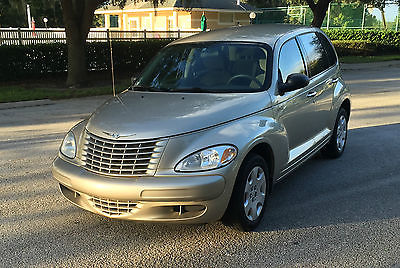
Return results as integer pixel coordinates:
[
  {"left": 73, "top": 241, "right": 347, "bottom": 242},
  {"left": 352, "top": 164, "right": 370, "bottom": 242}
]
[{"left": 94, "top": 0, "right": 259, "bottom": 31}]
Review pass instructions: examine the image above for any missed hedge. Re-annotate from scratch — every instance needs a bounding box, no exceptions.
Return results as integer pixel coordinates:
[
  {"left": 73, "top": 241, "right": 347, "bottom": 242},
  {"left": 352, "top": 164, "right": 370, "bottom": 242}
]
[
  {"left": 0, "top": 39, "right": 173, "bottom": 81},
  {"left": 325, "top": 29, "right": 400, "bottom": 48}
]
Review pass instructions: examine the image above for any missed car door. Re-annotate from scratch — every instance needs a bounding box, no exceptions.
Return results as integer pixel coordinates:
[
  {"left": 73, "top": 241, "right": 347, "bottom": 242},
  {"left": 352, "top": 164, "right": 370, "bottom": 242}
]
[
  {"left": 315, "top": 32, "right": 340, "bottom": 131},
  {"left": 274, "top": 38, "right": 318, "bottom": 163},
  {"left": 297, "top": 32, "right": 336, "bottom": 134}
]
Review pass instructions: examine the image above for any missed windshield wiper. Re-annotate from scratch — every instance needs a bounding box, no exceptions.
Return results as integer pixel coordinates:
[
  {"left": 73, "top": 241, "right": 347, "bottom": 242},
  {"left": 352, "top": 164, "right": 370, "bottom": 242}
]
[{"left": 131, "top": 86, "right": 168, "bottom": 92}]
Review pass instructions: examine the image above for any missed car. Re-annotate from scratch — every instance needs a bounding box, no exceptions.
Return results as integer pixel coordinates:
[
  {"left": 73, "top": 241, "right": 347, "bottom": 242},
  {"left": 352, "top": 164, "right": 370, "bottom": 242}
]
[{"left": 52, "top": 24, "right": 350, "bottom": 231}]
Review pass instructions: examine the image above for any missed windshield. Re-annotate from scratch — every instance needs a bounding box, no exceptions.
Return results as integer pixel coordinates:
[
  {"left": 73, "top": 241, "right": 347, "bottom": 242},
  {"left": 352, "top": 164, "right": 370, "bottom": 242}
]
[{"left": 133, "top": 42, "right": 270, "bottom": 93}]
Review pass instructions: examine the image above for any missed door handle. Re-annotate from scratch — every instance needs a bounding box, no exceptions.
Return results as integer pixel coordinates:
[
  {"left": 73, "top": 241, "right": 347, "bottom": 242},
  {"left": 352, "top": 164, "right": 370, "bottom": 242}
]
[
  {"left": 306, "top": 91, "right": 317, "bottom": 98},
  {"left": 326, "top": 78, "right": 339, "bottom": 85}
]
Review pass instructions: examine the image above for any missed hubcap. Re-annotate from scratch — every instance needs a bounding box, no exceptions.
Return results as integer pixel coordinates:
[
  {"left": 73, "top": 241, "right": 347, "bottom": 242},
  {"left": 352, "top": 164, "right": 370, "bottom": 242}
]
[
  {"left": 243, "top": 166, "right": 267, "bottom": 222},
  {"left": 336, "top": 115, "right": 347, "bottom": 152}
]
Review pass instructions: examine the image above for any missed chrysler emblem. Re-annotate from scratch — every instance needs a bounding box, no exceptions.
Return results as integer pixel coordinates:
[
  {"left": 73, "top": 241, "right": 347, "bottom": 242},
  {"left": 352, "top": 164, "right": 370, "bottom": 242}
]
[{"left": 103, "top": 131, "right": 136, "bottom": 139}]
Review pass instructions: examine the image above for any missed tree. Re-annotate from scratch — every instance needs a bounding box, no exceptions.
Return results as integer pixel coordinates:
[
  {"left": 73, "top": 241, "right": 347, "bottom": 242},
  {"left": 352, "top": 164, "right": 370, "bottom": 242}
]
[
  {"left": 61, "top": 0, "right": 105, "bottom": 87},
  {"left": 247, "top": 0, "right": 333, "bottom": 27},
  {"left": 303, "top": 0, "right": 332, "bottom": 27},
  {"left": 61, "top": 0, "right": 169, "bottom": 87},
  {"left": 328, "top": 2, "right": 380, "bottom": 28},
  {"left": 359, "top": 0, "right": 392, "bottom": 29},
  {"left": 0, "top": 0, "right": 63, "bottom": 28}
]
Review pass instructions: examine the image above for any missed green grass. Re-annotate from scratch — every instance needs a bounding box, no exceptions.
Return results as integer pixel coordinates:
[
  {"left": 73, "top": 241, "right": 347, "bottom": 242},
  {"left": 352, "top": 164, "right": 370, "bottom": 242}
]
[
  {"left": 0, "top": 82, "right": 129, "bottom": 103},
  {"left": 339, "top": 54, "right": 400, "bottom": 64}
]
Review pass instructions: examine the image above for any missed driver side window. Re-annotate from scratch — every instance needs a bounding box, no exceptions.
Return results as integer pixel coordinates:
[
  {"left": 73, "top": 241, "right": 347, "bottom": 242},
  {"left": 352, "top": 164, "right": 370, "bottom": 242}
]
[{"left": 278, "top": 38, "right": 306, "bottom": 83}]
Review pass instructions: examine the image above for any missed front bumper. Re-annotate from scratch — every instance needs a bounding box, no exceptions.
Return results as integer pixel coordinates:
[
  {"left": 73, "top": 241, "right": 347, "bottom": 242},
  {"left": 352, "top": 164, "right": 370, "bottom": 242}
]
[{"left": 52, "top": 157, "right": 229, "bottom": 223}]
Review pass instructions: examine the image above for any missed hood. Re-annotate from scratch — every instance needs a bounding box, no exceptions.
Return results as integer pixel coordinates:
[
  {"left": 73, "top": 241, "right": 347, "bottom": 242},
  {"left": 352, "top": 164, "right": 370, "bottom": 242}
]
[{"left": 86, "top": 90, "right": 271, "bottom": 140}]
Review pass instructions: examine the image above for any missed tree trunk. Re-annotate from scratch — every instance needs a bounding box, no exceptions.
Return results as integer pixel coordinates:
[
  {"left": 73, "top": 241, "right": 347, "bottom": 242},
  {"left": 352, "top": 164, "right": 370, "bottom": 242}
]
[
  {"left": 305, "top": 0, "right": 331, "bottom": 28},
  {"left": 379, "top": 7, "right": 387, "bottom": 29},
  {"left": 66, "top": 34, "right": 88, "bottom": 87},
  {"left": 311, "top": 7, "right": 327, "bottom": 27},
  {"left": 61, "top": 0, "right": 101, "bottom": 87}
]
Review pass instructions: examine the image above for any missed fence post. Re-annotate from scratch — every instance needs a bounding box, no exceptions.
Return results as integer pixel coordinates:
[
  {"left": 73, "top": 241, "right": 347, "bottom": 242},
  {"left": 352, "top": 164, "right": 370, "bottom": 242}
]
[
  {"left": 303, "top": 7, "right": 307, "bottom": 25},
  {"left": 106, "top": 28, "right": 110, "bottom": 43},
  {"left": 361, "top": 4, "right": 366, "bottom": 30},
  {"left": 17, "top": 27, "right": 23, "bottom": 45},
  {"left": 178, "top": 29, "right": 181, "bottom": 39},
  {"left": 143, "top": 29, "right": 146, "bottom": 40},
  {"left": 300, "top": 6, "right": 303, "bottom": 24},
  {"left": 326, "top": 3, "right": 331, "bottom": 29}
]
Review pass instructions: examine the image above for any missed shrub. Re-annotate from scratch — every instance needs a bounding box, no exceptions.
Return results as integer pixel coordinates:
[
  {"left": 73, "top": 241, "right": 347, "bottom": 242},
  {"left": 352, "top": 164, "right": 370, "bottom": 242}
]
[
  {"left": 0, "top": 43, "right": 68, "bottom": 81},
  {"left": 325, "top": 29, "right": 400, "bottom": 47},
  {"left": 0, "top": 39, "right": 173, "bottom": 82}
]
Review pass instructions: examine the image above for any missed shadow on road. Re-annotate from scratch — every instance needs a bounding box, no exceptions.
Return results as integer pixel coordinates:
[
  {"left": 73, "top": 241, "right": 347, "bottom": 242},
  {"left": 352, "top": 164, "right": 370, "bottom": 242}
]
[{"left": 259, "top": 123, "right": 400, "bottom": 232}]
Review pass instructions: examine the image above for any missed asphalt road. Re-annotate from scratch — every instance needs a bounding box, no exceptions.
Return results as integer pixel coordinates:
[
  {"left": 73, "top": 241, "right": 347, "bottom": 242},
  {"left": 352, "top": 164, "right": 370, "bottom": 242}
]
[{"left": 1, "top": 63, "right": 400, "bottom": 267}]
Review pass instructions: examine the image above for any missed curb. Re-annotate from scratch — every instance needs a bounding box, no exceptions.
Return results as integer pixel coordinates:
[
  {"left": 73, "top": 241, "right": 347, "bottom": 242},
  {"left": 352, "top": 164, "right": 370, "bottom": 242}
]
[
  {"left": 341, "top": 60, "right": 400, "bottom": 71},
  {"left": 0, "top": 99, "right": 54, "bottom": 110}
]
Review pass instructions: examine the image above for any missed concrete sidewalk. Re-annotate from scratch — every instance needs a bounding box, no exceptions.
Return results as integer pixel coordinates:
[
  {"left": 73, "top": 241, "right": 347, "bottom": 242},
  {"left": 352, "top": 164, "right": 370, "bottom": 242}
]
[{"left": 0, "top": 99, "right": 53, "bottom": 110}]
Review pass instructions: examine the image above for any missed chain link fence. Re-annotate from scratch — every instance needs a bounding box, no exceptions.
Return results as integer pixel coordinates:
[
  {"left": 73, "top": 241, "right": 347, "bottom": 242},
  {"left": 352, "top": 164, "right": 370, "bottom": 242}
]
[{"left": 256, "top": 3, "right": 400, "bottom": 31}]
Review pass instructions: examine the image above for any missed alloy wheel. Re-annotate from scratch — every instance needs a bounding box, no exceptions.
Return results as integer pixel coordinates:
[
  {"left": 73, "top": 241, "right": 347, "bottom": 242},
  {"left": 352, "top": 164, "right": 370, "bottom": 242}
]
[
  {"left": 336, "top": 115, "right": 347, "bottom": 152},
  {"left": 243, "top": 166, "right": 267, "bottom": 221}
]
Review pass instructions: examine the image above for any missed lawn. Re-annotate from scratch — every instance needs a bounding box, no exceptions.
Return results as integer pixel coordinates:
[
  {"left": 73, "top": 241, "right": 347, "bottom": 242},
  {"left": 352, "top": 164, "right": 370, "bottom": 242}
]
[
  {"left": 0, "top": 83, "right": 128, "bottom": 103},
  {"left": 0, "top": 70, "right": 130, "bottom": 104}
]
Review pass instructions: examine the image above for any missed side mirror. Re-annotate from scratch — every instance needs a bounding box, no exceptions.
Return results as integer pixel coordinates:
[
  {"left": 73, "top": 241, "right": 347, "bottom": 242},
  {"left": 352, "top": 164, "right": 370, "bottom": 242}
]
[{"left": 278, "top": 73, "right": 310, "bottom": 95}]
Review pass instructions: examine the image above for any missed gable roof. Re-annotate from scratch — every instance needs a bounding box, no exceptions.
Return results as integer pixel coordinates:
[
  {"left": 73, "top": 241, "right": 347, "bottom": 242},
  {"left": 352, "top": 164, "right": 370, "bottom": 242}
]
[{"left": 97, "top": 0, "right": 259, "bottom": 12}]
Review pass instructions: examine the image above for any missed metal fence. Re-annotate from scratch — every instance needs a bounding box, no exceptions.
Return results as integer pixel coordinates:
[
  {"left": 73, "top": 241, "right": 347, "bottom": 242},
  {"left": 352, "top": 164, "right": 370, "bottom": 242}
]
[
  {"left": 0, "top": 28, "right": 202, "bottom": 46},
  {"left": 257, "top": 3, "right": 400, "bottom": 31}
]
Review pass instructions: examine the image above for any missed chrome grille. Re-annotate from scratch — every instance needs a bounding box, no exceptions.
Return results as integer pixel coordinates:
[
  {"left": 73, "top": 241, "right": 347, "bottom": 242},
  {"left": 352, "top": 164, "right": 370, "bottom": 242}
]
[
  {"left": 82, "top": 131, "right": 167, "bottom": 177},
  {"left": 89, "top": 196, "right": 137, "bottom": 217}
]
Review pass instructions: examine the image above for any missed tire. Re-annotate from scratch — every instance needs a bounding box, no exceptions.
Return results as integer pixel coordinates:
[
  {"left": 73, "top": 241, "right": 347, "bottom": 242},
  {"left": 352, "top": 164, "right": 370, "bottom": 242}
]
[
  {"left": 223, "top": 154, "right": 269, "bottom": 231},
  {"left": 322, "top": 108, "right": 349, "bottom": 158}
]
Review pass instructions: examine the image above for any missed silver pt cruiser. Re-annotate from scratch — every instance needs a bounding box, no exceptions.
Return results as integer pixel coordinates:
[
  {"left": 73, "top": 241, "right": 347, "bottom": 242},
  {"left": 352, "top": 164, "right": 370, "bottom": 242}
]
[{"left": 52, "top": 24, "right": 350, "bottom": 231}]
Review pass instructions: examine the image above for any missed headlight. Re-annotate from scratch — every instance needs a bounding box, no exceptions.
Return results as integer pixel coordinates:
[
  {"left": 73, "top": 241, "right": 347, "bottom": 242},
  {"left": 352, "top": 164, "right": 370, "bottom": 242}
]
[
  {"left": 60, "top": 131, "right": 76, "bottom": 159},
  {"left": 175, "top": 145, "right": 237, "bottom": 172}
]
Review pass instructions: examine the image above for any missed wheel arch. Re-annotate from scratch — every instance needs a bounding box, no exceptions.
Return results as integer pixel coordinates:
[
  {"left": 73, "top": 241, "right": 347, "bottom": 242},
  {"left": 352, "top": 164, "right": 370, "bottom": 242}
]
[
  {"left": 244, "top": 142, "right": 275, "bottom": 193},
  {"left": 340, "top": 98, "right": 351, "bottom": 119}
]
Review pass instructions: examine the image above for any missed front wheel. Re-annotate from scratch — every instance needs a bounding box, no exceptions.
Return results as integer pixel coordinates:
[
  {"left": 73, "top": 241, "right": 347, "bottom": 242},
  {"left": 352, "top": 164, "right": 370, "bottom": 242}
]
[
  {"left": 322, "top": 108, "right": 349, "bottom": 158},
  {"left": 223, "top": 154, "right": 269, "bottom": 231}
]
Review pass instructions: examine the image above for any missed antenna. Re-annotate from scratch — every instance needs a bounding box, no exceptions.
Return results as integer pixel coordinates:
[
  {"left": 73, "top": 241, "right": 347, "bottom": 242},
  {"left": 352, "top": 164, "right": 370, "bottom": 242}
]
[{"left": 108, "top": 29, "right": 116, "bottom": 97}]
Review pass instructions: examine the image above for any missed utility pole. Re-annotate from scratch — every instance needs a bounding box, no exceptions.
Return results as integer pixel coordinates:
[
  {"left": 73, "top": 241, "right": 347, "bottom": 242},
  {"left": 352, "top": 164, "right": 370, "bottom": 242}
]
[{"left": 27, "top": 4, "right": 32, "bottom": 29}]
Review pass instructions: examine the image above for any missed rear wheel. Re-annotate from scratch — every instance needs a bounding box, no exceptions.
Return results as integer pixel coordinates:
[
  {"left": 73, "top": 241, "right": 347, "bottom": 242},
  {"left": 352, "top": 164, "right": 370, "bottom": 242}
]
[
  {"left": 223, "top": 154, "right": 269, "bottom": 231},
  {"left": 322, "top": 108, "right": 348, "bottom": 158}
]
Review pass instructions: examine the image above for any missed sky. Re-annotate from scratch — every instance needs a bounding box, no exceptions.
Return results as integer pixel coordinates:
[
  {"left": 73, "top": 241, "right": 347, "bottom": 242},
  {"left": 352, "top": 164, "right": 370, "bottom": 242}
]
[{"left": 369, "top": 4, "right": 399, "bottom": 22}]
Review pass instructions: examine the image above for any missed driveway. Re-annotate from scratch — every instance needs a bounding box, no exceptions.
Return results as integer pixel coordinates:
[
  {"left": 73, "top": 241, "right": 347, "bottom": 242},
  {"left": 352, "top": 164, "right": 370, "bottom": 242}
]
[{"left": 1, "top": 63, "right": 400, "bottom": 267}]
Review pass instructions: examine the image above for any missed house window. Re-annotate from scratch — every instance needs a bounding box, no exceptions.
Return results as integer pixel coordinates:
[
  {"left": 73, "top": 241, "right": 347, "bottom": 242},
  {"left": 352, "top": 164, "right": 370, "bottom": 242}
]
[
  {"left": 110, "top": 15, "right": 119, "bottom": 28},
  {"left": 219, "top": 13, "right": 233, "bottom": 24}
]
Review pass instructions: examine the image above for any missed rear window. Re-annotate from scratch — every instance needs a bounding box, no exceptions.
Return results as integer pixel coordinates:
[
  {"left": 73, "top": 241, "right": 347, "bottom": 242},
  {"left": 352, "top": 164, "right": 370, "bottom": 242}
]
[
  {"left": 317, "top": 32, "right": 337, "bottom": 67},
  {"left": 297, "top": 33, "right": 331, "bottom": 77}
]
